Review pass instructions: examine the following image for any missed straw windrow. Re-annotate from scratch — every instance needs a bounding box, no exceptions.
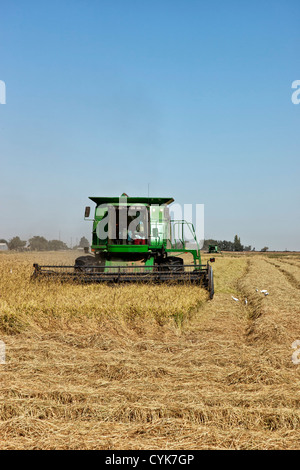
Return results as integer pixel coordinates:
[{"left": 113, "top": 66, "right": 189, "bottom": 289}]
[{"left": 0, "top": 251, "right": 300, "bottom": 449}]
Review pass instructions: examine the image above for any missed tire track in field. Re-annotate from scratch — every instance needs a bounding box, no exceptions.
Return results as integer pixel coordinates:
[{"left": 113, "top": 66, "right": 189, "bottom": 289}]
[
  {"left": 264, "top": 259, "right": 300, "bottom": 291},
  {"left": 237, "top": 258, "right": 265, "bottom": 321},
  {"left": 273, "top": 258, "right": 300, "bottom": 269},
  {"left": 268, "top": 257, "right": 300, "bottom": 269}
]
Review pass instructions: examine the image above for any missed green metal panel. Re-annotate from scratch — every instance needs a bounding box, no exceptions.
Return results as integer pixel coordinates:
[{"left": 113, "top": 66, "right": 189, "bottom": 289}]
[
  {"left": 149, "top": 205, "right": 169, "bottom": 249},
  {"left": 107, "top": 245, "right": 149, "bottom": 253}
]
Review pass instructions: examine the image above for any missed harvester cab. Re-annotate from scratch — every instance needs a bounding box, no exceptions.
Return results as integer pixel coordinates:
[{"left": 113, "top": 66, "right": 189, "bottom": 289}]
[{"left": 33, "top": 194, "right": 214, "bottom": 299}]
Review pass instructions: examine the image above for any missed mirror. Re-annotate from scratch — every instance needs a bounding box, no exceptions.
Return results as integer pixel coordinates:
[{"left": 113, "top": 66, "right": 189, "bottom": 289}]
[{"left": 85, "top": 206, "right": 91, "bottom": 218}]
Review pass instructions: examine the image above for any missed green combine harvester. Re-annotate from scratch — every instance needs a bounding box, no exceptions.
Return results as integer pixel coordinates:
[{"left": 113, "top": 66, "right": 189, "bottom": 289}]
[
  {"left": 33, "top": 194, "right": 214, "bottom": 298},
  {"left": 208, "top": 244, "right": 220, "bottom": 254}
]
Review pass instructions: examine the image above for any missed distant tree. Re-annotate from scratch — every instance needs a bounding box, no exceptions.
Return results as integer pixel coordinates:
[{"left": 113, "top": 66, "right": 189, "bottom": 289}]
[
  {"left": 28, "top": 236, "right": 49, "bottom": 251},
  {"left": 220, "top": 240, "right": 234, "bottom": 251},
  {"left": 48, "top": 239, "right": 68, "bottom": 251},
  {"left": 8, "top": 236, "right": 27, "bottom": 251},
  {"left": 79, "top": 236, "right": 89, "bottom": 248},
  {"left": 261, "top": 246, "right": 269, "bottom": 252},
  {"left": 244, "top": 245, "right": 252, "bottom": 252},
  {"left": 233, "top": 235, "right": 243, "bottom": 252}
]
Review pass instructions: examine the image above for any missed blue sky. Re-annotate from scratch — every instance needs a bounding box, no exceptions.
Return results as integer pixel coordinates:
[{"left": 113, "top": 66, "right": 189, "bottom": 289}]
[{"left": 0, "top": 0, "right": 299, "bottom": 250}]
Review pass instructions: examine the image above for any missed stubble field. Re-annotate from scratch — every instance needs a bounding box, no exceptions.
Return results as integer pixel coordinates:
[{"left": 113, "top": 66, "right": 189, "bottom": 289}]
[{"left": 0, "top": 250, "right": 300, "bottom": 449}]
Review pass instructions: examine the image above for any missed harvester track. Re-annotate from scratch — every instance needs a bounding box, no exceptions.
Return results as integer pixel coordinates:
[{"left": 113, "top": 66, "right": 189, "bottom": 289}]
[{"left": 264, "top": 259, "right": 300, "bottom": 291}]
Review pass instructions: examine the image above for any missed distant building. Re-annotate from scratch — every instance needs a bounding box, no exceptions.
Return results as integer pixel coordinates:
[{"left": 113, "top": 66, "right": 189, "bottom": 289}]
[{"left": 0, "top": 243, "right": 8, "bottom": 251}]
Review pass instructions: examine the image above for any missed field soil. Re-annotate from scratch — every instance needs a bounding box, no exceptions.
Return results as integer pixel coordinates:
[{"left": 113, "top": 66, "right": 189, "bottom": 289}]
[{"left": 0, "top": 251, "right": 300, "bottom": 449}]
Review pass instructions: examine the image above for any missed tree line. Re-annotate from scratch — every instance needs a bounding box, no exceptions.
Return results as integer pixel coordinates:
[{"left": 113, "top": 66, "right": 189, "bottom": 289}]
[
  {"left": 1, "top": 234, "right": 269, "bottom": 252},
  {"left": 202, "top": 235, "right": 269, "bottom": 252},
  {"left": 0, "top": 236, "right": 90, "bottom": 251}
]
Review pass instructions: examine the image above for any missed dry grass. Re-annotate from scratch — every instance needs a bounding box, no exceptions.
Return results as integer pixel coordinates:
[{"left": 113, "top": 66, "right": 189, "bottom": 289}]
[{"left": 1, "top": 251, "right": 300, "bottom": 449}]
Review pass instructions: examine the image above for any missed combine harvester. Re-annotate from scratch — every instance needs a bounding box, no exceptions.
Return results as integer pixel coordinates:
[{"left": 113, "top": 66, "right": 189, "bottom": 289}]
[
  {"left": 33, "top": 194, "right": 214, "bottom": 299},
  {"left": 208, "top": 244, "right": 221, "bottom": 254}
]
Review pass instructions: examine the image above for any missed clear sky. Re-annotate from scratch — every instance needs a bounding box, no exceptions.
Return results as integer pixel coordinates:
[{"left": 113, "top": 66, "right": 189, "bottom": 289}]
[{"left": 0, "top": 0, "right": 299, "bottom": 250}]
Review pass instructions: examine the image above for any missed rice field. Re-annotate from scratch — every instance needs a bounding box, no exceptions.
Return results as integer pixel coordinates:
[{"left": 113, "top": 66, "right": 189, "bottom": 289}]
[{"left": 0, "top": 250, "right": 300, "bottom": 449}]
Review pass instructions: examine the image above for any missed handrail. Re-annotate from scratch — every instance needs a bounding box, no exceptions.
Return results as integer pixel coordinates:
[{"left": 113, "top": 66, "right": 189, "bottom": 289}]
[{"left": 170, "top": 219, "right": 200, "bottom": 254}]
